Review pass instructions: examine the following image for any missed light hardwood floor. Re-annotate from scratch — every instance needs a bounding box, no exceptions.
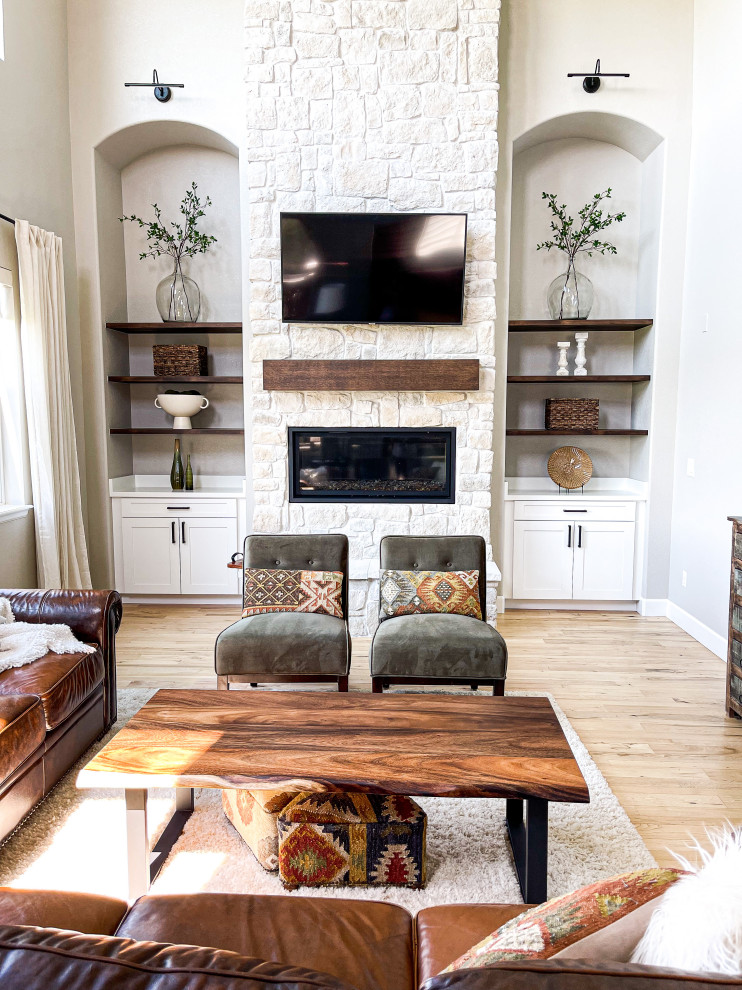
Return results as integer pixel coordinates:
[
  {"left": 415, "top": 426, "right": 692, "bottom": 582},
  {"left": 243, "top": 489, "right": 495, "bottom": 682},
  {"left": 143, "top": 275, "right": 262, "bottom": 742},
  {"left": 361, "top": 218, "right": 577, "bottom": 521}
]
[{"left": 116, "top": 605, "right": 742, "bottom": 868}]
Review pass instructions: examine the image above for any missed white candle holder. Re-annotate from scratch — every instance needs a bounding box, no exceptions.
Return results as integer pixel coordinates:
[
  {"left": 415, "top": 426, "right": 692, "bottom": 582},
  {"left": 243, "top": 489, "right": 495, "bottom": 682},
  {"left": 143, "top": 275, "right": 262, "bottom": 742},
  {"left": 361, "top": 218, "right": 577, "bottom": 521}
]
[
  {"left": 574, "top": 331, "right": 589, "bottom": 376},
  {"left": 556, "top": 341, "right": 570, "bottom": 376}
]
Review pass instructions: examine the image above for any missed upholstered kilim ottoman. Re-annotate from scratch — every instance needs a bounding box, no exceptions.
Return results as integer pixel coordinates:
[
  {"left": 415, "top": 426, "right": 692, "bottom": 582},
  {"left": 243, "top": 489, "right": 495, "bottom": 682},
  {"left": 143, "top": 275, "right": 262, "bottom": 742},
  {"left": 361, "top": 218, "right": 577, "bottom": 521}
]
[
  {"left": 222, "top": 788, "right": 296, "bottom": 871},
  {"left": 277, "top": 792, "right": 427, "bottom": 889}
]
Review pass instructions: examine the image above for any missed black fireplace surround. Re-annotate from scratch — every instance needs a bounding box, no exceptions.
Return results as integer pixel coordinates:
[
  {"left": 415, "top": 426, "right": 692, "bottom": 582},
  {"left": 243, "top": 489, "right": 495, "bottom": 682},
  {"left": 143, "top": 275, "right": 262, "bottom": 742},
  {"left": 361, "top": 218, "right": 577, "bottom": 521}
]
[{"left": 288, "top": 427, "right": 456, "bottom": 503}]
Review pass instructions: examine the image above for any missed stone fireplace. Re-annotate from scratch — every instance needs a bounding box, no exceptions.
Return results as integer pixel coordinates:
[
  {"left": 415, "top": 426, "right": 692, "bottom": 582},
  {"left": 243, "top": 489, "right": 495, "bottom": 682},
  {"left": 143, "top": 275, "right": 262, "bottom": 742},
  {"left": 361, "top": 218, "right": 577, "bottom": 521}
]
[{"left": 245, "top": 0, "right": 500, "bottom": 634}]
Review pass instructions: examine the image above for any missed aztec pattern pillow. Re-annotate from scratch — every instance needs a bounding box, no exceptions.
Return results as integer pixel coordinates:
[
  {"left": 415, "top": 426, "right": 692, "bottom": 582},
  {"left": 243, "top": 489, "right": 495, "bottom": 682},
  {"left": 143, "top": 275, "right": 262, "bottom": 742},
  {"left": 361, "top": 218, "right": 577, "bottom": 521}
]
[
  {"left": 379, "top": 569, "right": 482, "bottom": 621},
  {"left": 243, "top": 568, "right": 343, "bottom": 619},
  {"left": 442, "top": 867, "right": 685, "bottom": 972}
]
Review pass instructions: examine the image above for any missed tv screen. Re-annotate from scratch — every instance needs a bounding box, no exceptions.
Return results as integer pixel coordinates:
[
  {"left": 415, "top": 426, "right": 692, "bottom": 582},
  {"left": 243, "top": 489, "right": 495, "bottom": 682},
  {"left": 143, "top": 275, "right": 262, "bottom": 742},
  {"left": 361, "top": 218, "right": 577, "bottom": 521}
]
[{"left": 280, "top": 212, "right": 467, "bottom": 325}]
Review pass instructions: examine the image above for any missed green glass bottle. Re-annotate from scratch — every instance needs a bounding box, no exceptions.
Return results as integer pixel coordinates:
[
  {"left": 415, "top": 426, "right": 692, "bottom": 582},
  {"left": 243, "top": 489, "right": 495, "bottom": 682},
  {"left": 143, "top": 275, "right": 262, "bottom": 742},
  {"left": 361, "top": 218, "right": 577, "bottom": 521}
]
[
  {"left": 185, "top": 454, "right": 193, "bottom": 491},
  {"left": 170, "top": 439, "right": 184, "bottom": 491}
]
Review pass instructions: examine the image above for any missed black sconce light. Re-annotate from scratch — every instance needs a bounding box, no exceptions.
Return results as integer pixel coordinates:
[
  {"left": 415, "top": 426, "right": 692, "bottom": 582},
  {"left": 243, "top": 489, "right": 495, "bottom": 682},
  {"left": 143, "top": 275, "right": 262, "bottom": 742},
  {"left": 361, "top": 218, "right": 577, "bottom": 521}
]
[
  {"left": 567, "top": 59, "right": 630, "bottom": 94},
  {"left": 124, "top": 69, "right": 184, "bottom": 103}
]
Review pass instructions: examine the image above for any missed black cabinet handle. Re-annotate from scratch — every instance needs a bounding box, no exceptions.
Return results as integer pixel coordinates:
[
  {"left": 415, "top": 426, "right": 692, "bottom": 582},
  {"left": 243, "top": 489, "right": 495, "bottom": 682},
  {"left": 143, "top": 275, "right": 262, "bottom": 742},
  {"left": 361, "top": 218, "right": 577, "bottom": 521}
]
[
  {"left": 567, "top": 525, "right": 572, "bottom": 548},
  {"left": 171, "top": 521, "right": 176, "bottom": 544},
  {"left": 578, "top": 525, "right": 583, "bottom": 548},
  {"left": 563, "top": 509, "right": 587, "bottom": 513},
  {"left": 181, "top": 521, "right": 186, "bottom": 544},
  {"left": 167, "top": 506, "right": 190, "bottom": 510}
]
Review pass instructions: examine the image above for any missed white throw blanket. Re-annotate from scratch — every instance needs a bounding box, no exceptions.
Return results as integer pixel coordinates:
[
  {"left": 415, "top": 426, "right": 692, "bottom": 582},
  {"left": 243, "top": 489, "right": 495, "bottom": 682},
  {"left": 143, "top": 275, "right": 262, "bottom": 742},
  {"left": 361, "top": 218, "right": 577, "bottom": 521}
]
[{"left": 0, "top": 596, "right": 96, "bottom": 673}]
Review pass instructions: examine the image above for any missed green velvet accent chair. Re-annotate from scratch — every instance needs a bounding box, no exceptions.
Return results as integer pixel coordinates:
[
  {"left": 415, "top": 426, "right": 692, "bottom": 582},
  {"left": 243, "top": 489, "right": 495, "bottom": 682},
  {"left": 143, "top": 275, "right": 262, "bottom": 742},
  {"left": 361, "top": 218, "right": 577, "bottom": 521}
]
[
  {"left": 215, "top": 534, "right": 351, "bottom": 691},
  {"left": 369, "top": 535, "right": 507, "bottom": 695}
]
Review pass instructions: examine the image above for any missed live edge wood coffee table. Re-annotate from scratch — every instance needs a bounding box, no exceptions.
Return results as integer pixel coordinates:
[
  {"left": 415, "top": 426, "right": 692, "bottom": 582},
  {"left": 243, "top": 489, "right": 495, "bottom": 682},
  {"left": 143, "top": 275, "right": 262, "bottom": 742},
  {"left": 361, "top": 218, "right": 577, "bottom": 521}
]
[{"left": 78, "top": 691, "right": 589, "bottom": 902}]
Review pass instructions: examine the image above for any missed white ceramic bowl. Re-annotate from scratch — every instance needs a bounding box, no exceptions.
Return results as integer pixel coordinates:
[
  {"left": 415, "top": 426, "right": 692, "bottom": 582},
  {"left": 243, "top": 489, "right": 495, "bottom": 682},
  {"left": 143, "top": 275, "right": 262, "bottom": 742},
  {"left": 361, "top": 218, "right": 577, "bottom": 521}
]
[{"left": 155, "top": 393, "right": 209, "bottom": 430}]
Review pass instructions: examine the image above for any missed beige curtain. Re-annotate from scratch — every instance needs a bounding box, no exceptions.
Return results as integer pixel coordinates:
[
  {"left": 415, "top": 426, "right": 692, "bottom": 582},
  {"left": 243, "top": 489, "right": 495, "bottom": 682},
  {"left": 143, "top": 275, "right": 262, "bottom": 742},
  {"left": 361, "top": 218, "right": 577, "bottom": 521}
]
[{"left": 15, "top": 220, "right": 91, "bottom": 589}]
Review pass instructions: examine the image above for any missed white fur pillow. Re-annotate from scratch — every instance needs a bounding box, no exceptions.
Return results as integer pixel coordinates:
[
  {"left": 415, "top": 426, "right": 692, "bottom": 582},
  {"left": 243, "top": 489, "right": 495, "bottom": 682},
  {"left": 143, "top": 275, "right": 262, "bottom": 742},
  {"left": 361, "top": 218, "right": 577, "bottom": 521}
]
[{"left": 631, "top": 829, "right": 742, "bottom": 975}]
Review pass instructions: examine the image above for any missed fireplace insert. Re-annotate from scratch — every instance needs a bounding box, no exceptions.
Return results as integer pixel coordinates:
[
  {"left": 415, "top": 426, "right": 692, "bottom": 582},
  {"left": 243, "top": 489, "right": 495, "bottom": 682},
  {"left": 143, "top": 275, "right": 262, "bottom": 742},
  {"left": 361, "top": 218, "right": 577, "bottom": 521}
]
[{"left": 288, "top": 427, "right": 456, "bottom": 503}]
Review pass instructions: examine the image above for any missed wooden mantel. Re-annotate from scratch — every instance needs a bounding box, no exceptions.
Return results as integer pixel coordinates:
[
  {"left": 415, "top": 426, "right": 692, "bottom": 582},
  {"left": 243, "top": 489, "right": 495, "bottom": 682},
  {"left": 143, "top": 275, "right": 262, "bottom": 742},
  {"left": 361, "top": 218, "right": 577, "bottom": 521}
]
[{"left": 262, "top": 359, "right": 480, "bottom": 392}]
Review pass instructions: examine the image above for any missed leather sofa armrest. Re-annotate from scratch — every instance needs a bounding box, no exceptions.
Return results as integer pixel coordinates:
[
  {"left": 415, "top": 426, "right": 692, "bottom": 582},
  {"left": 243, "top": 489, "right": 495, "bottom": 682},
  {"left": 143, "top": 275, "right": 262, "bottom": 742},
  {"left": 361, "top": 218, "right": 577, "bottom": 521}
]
[{"left": 0, "top": 589, "right": 123, "bottom": 730}]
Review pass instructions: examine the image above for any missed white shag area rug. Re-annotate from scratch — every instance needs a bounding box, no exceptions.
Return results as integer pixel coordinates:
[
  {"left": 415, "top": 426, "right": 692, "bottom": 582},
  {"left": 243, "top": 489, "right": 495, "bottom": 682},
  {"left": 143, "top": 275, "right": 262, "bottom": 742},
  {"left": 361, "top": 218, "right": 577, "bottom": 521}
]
[{"left": 0, "top": 689, "right": 655, "bottom": 909}]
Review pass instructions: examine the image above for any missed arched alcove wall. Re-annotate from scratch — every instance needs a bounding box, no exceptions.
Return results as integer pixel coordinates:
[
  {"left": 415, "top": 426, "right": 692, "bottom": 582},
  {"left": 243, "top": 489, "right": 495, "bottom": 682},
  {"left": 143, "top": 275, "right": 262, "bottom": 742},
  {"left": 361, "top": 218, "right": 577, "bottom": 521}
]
[
  {"left": 505, "top": 112, "right": 664, "bottom": 483},
  {"left": 94, "top": 120, "right": 244, "bottom": 483}
]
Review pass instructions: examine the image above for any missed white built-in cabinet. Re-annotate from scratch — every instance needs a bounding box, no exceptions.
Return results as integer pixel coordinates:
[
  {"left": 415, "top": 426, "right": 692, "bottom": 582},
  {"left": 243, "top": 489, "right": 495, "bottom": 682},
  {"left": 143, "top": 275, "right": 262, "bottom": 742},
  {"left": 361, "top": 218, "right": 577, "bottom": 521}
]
[
  {"left": 504, "top": 492, "right": 643, "bottom": 605},
  {"left": 112, "top": 485, "right": 246, "bottom": 600}
]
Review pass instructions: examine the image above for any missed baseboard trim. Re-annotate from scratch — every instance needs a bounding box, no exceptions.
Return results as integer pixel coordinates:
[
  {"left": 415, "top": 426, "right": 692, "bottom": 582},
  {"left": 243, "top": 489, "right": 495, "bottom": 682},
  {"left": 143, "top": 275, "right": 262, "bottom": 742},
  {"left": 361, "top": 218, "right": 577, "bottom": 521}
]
[
  {"left": 666, "top": 601, "right": 727, "bottom": 660},
  {"left": 496, "top": 595, "right": 506, "bottom": 613},
  {"left": 638, "top": 598, "right": 668, "bottom": 617}
]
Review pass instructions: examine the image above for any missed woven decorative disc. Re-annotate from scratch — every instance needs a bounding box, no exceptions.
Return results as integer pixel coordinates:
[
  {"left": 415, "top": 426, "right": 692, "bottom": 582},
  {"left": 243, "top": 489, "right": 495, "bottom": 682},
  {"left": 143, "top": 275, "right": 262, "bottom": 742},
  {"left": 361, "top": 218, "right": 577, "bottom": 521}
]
[{"left": 547, "top": 446, "right": 593, "bottom": 489}]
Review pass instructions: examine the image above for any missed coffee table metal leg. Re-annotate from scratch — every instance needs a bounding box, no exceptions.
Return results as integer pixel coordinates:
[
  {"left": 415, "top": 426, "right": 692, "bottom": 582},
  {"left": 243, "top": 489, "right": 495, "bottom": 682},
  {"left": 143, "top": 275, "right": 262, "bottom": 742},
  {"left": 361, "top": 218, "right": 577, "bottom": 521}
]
[
  {"left": 506, "top": 797, "right": 548, "bottom": 903},
  {"left": 125, "top": 787, "right": 195, "bottom": 901},
  {"left": 125, "top": 788, "right": 149, "bottom": 901}
]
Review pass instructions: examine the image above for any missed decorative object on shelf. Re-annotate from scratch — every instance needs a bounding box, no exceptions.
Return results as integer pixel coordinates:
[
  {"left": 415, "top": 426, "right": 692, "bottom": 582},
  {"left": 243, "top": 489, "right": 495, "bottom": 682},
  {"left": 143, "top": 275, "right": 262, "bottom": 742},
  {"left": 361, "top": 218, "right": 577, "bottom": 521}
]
[
  {"left": 545, "top": 397, "right": 599, "bottom": 431},
  {"left": 124, "top": 68, "right": 184, "bottom": 103},
  {"left": 556, "top": 340, "right": 570, "bottom": 376},
  {"left": 567, "top": 58, "right": 630, "bottom": 94},
  {"left": 153, "top": 343, "right": 208, "bottom": 376},
  {"left": 170, "top": 439, "right": 184, "bottom": 491},
  {"left": 547, "top": 446, "right": 593, "bottom": 492},
  {"left": 537, "top": 189, "right": 627, "bottom": 320},
  {"left": 574, "top": 331, "right": 589, "bottom": 375},
  {"left": 185, "top": 454, "right": 193, "bottom": 491},
  {"left": 120, "top": 182, "right": 217, "bottom": 322},
  {"left": 155, "top": 391, "right": 210, "bottom": 430}
]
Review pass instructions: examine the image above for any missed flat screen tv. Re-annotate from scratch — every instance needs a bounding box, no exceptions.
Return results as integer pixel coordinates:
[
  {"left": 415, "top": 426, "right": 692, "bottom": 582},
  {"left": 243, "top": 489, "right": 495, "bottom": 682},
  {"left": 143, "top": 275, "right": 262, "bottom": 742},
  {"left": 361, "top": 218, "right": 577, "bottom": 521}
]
[{"left": 280, "top": 212, "right": 467, "bottom": 325}]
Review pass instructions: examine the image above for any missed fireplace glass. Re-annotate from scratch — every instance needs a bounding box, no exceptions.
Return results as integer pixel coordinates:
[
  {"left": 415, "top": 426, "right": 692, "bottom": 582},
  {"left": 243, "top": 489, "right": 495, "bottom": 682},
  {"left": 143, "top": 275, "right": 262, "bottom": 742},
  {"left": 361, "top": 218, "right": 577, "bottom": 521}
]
[{"left": 289, "top": 427, "right": 456, "bottom": 503}]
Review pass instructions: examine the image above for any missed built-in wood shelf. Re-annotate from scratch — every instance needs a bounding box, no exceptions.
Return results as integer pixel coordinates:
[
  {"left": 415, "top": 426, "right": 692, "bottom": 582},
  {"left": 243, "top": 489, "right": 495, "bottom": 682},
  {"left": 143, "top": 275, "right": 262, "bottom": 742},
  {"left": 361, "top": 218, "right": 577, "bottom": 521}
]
[
  {"left": 508, "top": 319, "right": 653, "bottom": 333},
  {"left": 106, "top": 322, "right": 242, "bottom": 334},
  {"left": 263, "top": 359, "right": 480, "bottom": 392},
  {"left": 507, "top": 375, "right": 650, "bottom": 384},
  {"left": 506, "top": 429, "right": 648, "bottom": 437},
  {"left": 108, "top": 376, "right": 243, "bottom": 384},
  {"left": 110, "top": 428, "right": 244, "bottom": 435}
]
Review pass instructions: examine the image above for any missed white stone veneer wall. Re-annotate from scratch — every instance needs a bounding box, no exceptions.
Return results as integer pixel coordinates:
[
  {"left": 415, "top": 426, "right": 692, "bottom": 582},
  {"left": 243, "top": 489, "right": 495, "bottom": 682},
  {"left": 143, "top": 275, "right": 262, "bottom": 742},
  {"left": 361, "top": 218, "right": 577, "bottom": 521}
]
[{"left": 245, "top": 0, "right": 500, "bottom": 634}]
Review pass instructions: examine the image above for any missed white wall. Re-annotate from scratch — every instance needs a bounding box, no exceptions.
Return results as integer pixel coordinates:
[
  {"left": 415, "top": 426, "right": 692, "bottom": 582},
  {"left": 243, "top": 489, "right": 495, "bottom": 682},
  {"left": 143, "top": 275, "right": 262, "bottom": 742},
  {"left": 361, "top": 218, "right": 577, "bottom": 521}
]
[
  {"left": 66, "top": 0, "right": 246, "bottom": 585},
  {"left": 667, "top": 0, "right": 742, "bottom": 652},
  {"left": 0, "top": 0, "right": 82, "bottom": 587},
  {"left": 495, "top": 0, "right": 695, "bottom": 601}
]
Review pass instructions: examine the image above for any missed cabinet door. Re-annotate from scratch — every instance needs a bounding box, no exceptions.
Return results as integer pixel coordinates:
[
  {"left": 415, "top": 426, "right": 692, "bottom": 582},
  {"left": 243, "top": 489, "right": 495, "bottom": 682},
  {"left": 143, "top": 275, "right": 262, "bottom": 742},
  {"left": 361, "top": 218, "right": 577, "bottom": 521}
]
[
  {"left": 572, "top": 522, "right": 636, "bottom": 600},
  {"left": 512, "top": 521, "right": 575, "bottom": 600},
  {"left": 121, "top": 517, "right": 181, "bottom": 594},
  {"left": 180, "top": 517, "right": 238, "bottom": 596}
]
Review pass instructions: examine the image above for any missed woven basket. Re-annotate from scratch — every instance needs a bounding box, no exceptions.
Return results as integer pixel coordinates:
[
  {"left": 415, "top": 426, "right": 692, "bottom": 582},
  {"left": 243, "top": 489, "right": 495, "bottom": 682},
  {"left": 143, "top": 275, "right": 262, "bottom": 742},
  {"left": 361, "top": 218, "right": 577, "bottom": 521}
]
[
  {"left": 153, "top": 344, "right": 207, "bottom": 377},
  {"left": 545, "top": 397, "right": 599, "bottom": 431}
]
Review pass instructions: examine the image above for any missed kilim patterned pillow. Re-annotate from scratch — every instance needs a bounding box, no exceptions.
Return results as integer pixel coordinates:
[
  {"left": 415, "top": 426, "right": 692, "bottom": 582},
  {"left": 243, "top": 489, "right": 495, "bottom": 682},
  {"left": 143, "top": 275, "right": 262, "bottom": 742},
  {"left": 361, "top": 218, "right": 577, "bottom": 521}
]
[
  {"left": 379, "top": 569, "right": 482, "bottom": 622},
  {"left": 442, "top": 867, "right": 685, "bottom": 973},
  {"left": 243, "top": 568, "right": 343, "bottom": 619}
]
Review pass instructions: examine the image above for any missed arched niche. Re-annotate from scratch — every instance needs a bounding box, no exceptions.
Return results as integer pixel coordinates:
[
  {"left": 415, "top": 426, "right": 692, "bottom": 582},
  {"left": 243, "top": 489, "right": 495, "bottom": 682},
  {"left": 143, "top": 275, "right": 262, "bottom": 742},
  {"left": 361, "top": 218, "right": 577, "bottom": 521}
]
[
  {"left": 94, "top": 119, "right": 244, "bottom": 480},
  {"left": 505, "top": 112, "right": 665, "bottom": 483}
]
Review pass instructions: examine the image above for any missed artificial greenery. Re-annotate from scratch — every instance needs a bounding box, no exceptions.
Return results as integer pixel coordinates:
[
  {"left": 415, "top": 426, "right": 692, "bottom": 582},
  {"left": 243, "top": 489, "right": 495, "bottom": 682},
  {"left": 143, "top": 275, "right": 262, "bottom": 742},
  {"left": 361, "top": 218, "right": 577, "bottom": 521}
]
[
  {"left": 120, "top": 182, "right": 217, "bottom": 266},
  {"left": 536, "top": 188, "right": 626, "bottom": 263}
]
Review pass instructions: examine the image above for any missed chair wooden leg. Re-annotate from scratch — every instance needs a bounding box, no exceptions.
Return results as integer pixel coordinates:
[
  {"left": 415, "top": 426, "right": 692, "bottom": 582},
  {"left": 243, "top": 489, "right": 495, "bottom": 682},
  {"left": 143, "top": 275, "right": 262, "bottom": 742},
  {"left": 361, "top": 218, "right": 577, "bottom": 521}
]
[
  {"left": 371, "top": 678, "right": 384, "bottom": 694},
  {"left": 493, "top": 680, "right": 505, "bottom": 697},
  {"left": 217, "top": 676, "right": 229, "bottom": 690},
  {"left": 338, "top": 676, "right": 349, "bottom": 692}
]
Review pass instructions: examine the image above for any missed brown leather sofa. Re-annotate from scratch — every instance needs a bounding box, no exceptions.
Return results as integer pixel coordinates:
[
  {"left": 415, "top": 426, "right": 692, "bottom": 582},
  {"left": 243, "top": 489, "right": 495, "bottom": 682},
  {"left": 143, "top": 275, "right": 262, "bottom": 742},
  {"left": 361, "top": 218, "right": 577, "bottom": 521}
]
[
  {"left": 0, "top": 888, "right": 734, "bottom": 990},
  {"left": 0, "top": 589, "right": 122, "bottom": 844}
]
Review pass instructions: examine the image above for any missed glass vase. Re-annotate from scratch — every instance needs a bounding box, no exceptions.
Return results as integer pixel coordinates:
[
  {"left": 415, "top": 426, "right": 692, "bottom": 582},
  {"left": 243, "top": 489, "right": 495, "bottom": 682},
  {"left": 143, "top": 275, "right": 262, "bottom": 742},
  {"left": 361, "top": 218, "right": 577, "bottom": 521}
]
[
  {"left": 156, "top": 264, "right": 201, "bottom": 323},
  {"left": 548, "top": 264, "right": 594, "bottom": 320},
  {"left": 170, "top": 439, "right": 184, "bottom": 491}
]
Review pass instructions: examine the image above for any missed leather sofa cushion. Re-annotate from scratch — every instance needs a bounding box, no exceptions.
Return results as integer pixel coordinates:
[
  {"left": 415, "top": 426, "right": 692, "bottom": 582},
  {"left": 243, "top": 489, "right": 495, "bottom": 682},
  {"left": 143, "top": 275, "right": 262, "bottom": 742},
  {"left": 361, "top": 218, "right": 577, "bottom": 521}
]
[
  {"left": 421, "top": 958, "right": 742, "bottom": 990},
  {"left": 416, "top": 904, "right": 529, "bottom": 985},
  {"left": 0, "top": 888, "right": 127, "bottom": 936},
  {"left": 117, "top": 893, "right": 414, "bottom": 990},
  {"left": 370, "top": 614, "right": 507, "bottom": 680},
  {"left": 0, "top": 696, "right": 45, "bottom": 785},
  {"left": 0, "top": 925, "right": 354, "bottom": 989},
  {"left": 0, "top": 650, "right": 104, "bottom": 730},
  {"left": 216, "top": 614, "right": 349, "bottom": 675}
]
